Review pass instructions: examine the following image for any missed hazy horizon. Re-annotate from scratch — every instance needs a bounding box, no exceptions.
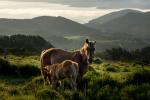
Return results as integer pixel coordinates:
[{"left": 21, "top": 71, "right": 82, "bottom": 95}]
[{"left": 0, "top": 0, "right": 150, "bottom": 23}]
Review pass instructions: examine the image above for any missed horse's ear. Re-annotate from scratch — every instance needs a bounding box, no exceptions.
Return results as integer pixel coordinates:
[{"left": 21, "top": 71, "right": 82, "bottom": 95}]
[{"left": 85, "top": 39, "right": 89, "bottom": 43}]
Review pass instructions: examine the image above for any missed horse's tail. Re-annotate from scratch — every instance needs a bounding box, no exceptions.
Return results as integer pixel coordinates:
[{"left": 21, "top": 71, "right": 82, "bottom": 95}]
[
  {"left": 40, "top": 48, "right": 53, "bottom": 85},
  {"left": 40, "top": 48, "right": 54, "bottom": 74},
  {"left": 40, "top": 50, "right": 46, "bottom": 79},
  {"left": 40, "top": 49, "right": 46, "bottom": 69}
]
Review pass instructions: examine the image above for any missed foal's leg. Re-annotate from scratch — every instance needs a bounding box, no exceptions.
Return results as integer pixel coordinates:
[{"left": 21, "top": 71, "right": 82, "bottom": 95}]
[
  {"left": 51, "top": 79, "right": 57, "bottom": 89},
  {"left": 41, "top": 70, "right": 47, "bottom": 86},
  {"left": 48, "top": 75, "right": 51, "bottom": 85},
  {"left": 43, "top": 75, "right": 47, "bottom": 86},
  {"left": 71, "top": 77, "right": 77, "bottom": 91},
  {"left": 59, "top": 80, "right": 64, "bottom": 90}
]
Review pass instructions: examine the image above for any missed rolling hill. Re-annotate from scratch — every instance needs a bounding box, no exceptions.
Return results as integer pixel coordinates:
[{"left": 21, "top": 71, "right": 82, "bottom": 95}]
[
  {"left": 85, "top": 9, "right": 143, "bottom": 28},
  {"left": 0, "top": 16, "right": 102, "bottom": 50},
  {"left": 0, "top": 10, "right": 150, "bottom": 51},
  {"left": 85, "top": 9, "right": 150, "bottom": 39},
  {"left": 85, "top": 9, "right": 150, "bottom": 50},
  {"left": 0, "top": 16, "right": 99, "bottom": 36}
]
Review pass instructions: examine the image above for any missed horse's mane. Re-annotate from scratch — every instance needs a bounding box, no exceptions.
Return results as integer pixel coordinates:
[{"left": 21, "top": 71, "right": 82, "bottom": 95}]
[{"left": 72, "top": 50, "right": 88, "bottom": 66}]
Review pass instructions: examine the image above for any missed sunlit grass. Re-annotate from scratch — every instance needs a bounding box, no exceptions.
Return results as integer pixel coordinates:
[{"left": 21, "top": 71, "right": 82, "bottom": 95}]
[
  {"left": 0, "top": 55, "right": 40, "bottom": 67},
  {"left": 0, "top": 55, "right": 150, "bottom": 99}
]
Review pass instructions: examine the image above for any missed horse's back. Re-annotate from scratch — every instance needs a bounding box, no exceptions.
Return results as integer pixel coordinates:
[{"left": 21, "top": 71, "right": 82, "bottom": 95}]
[{"left": 41, "top": 48, "right": 74, "bottom": 68}]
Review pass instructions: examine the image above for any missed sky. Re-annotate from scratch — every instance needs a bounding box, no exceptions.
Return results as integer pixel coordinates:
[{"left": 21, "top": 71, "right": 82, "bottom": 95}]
[{"left": 0, "top": 0, "right": 150, "bottom": 23}]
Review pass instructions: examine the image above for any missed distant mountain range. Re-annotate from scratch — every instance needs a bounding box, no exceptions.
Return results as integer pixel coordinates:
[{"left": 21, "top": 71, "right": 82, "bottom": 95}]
[
  {"left": 85, "top": 9, "right": 150, "bottom": 39},
  {"left": 86, "top": 9, "right": 142, "bottom": 27},
  {"left": 0, "top": 16, "right": 99, "bottom": 36},
  {"left": 0, "top": 9, "right": 150, "bottom": 51}
]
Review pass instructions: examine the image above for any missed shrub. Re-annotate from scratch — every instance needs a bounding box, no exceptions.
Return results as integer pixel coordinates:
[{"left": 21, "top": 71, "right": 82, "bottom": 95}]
[
  {"left": 63, "top": 90, "right": 73, "bottom": 100},
  {"left": 23, "top": 76, "right": 43, "bottom": 94},
  {"left": 0, "top": 58, "right": 9, "bottom": 67},
  {"left": 93, "top": 58, "right": 102, "bottom": 64},
  {"left": 0, "top": 83, "right": 21, "bottom": 97},
  {"left": 8, "top": 95, "right": 36, "bottom": 100},
  {"left": 63, "top": 90, "right": 85, "bottom": 100},
  {"left": 0, "top": 59, "right": 13, "bottom": 75},
  {"left": 83, "top": 71, "right": 118, "bottom": 87},
  {"left": 0, "top": 92, "right": 10, "bottom": 100},
  {"left": 121, "top": 83, "right": 150, "bottom": 100},
  {"left": 0, "top": 58, "right": 40, "bottom": 77},
  {"left": 36, "top": 89, "right": 63, "bottom": 100},
  {"left": 95, "top": 85, "right": 120, "bottom": 100},
  {"left": 126, "top": 70, "right": 150, "bottom": 84},
  {"left": 71, "top": 91, "right": 85, "bottom": 100},
  {"left": 17, "top": 64, "right": 40, "bottom": 77},
  {"left": 82, "top": 71, "right": 119, "bottom": 99},
  {"left": 121, "top": 67, "right": 129, "bottom": 72},
  {"left": 104, "top": 66, "right": 118, "bottom": 72}
]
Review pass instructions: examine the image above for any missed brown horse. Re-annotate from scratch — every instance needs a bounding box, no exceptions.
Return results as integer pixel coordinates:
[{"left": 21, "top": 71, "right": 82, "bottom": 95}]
[
  {"left": 43, "top": 60, "right": 79, "bottom": 91},
  {"left": 40, "top": 39, "right": 96, "bottom": 86}
]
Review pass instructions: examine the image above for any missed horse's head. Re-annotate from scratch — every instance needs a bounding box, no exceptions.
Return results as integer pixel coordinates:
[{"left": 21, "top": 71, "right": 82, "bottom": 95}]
[{"left": 82, "top": 39, "right": 96, "bottom": 64}]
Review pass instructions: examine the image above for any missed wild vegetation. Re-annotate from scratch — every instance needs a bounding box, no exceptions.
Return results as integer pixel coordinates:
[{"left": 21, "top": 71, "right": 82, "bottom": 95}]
[
  {"left": 0, "top": 48, "right": 150, "bottom": 100},
  {"left": 97, "top": 47, "right": 150, "bottom": 65},
  {"left": 0, "top": 35, "right": 150, "bottom": 99}
]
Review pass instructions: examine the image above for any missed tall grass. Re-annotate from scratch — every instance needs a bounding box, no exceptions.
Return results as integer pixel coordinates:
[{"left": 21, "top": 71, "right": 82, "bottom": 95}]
[{"left": 0, "top": 56, "right": 150, "bottom": 99}]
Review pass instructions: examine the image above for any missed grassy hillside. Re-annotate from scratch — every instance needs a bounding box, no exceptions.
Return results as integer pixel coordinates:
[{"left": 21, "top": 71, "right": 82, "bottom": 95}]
[{"left": 0, "top": 55, "right": 150, "bottom": 100}]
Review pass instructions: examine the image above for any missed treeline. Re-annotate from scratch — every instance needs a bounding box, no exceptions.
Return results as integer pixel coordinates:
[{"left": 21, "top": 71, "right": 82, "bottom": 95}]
[
  {"left": 98, "top": 47, "right": 150, "bottom": 64},
  {"left": 0, "top": 34, "right": 53, "bottom": 55}
]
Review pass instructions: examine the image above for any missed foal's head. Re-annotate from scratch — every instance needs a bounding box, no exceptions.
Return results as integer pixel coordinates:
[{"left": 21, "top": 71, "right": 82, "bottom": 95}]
[{"left": 82, "top": 39, "right": 96, "bottom": 64}]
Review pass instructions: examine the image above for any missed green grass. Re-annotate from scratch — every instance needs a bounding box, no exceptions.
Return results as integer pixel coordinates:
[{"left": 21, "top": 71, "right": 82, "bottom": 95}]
[
  {"left": 0, "top": 55, "right": 150, "bottom": 99},
  {"left": 5, "top": 55, "right": 40, "bottom": 67}
]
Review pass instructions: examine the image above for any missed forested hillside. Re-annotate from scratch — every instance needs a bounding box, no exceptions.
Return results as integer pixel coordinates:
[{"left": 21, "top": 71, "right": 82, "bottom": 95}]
[{"left": 0, "top": 35, "right": 53, "bottom": 55}]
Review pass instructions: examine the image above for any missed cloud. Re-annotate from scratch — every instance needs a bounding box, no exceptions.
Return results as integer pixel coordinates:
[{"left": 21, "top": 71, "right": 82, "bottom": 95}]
[
  {"left": 0, "top": 0, "right": 149, "bottom": 23},
  {"left": 0, "top": 1, "right": 117, "bottom": 23},
  {"left": 2, "top": 0, "right": 150, "bottom": 9}
]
